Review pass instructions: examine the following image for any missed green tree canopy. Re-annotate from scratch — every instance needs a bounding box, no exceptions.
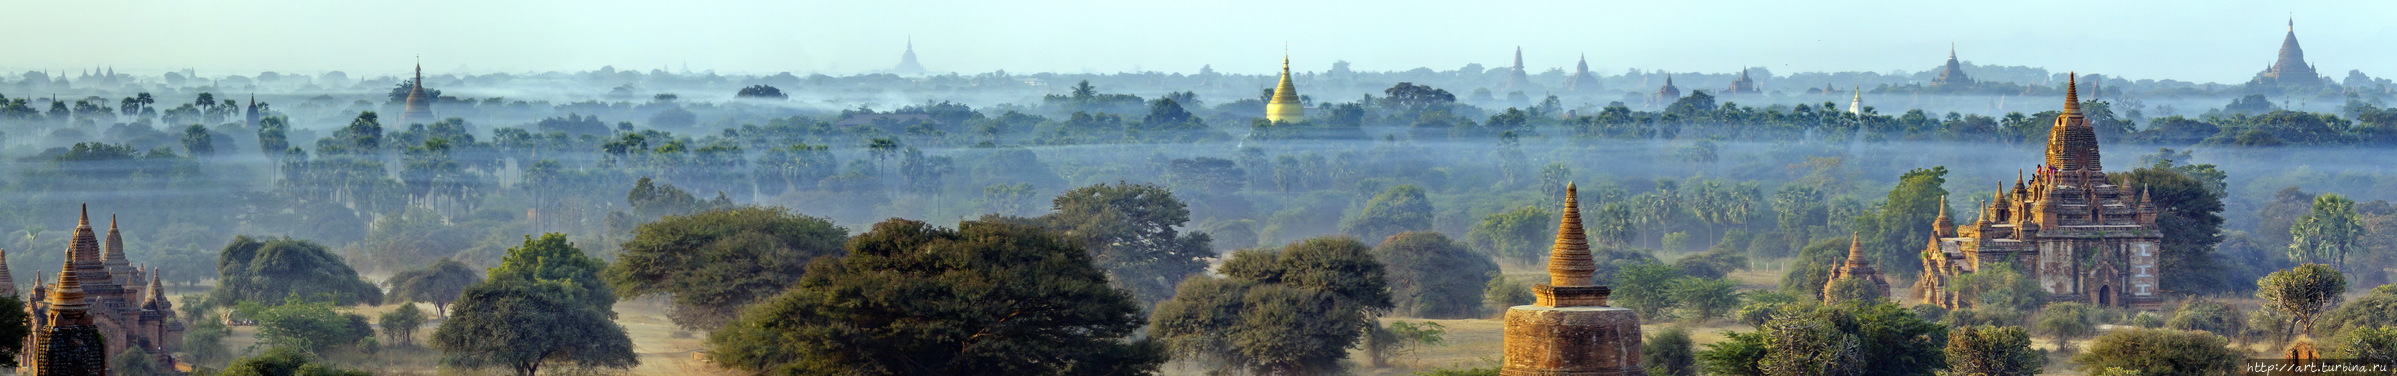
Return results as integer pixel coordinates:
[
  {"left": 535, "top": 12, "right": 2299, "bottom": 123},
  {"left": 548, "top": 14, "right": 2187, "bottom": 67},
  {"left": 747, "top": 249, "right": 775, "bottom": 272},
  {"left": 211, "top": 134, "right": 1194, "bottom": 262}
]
[
  {"left": 0, "top": 295, "right": 27, "bottom": 367},
  {"left": 383, "top": 258, "right": 480, "bottom": 316},
  {"left": 210, "top": 236, "right": 383, "bottom": 307},
  {"left": 704, "top": 218, "right": 1164, "bottom": 375},
  {"left": 1343, "top": 184, "right": 1435, "bottom": 242},
  {"left": 1465, "top": 205, "right": 1553, "bottom": 264},
  {"left": 2258, "top": 263, "right": 2347, "bottom": 335},
  {"left": 2070, "top": 328, "right": 2241, "bottom": 376},
  {"left": 1945, "top": 325, "right": 2042, "bottom": 376},
  {"left": 199, "top": 346, "right": 372, "bottom": 376},
  {"left": 1153, "top": 236, "right": 1394, "bottom": 375},
  {"left": 379, "top": 304, "right": 426, "bottom": 347},
  {"left": 2289, "top": 194, "right": 2363, "bottom": 270},
  {"left": 2319, "top": 285, "right": 2397, "bottom": 335},
  {"left": 1038, "top": 182, "right": 1214, "bottom": 307},
  {"left": 234, "top": 297, "right": 373, "bottom": 354},
  {"left": 605, "top": 206, "right": 848, "bottom": 330},
  {"left": 428, "top": 234, "right": 636, "bottom": 376},
  {"left": 1372, "top": 231, "right": 1498, "bottom": 318},
  {"left": 1694, "top": 302, "right": 1947, "bottom": 376}
]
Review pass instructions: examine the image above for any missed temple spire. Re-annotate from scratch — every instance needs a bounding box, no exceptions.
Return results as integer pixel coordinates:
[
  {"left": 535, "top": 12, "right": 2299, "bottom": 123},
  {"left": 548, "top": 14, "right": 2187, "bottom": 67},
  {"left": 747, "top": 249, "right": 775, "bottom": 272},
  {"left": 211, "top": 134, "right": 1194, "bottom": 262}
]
[
  {"left": 1844, "top": 233, "right": 1869, "bottom": 268},
  {"left": 2063, "top": 72, "right": 2080, "bottom": 116},
  {"left": 1546, "top": 183, "right": 1594, "bottom": 287},
  {"left": 1264, "top": 50, "right": 1304, "bottom": 123}
]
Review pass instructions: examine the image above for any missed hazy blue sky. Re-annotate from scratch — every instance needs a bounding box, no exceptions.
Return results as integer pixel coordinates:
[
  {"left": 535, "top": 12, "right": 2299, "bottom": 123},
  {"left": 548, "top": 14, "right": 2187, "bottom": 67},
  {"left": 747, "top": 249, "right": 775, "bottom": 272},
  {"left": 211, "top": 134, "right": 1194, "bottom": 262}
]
[{"left": 5, "top": 0, "right": 2390, "bottom": 83}]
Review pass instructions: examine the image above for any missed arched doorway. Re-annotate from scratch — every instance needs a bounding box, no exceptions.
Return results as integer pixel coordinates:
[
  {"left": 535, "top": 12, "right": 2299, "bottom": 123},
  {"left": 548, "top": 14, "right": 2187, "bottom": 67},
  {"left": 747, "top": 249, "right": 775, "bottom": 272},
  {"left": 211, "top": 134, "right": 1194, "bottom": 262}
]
[{"left": 2097, "top": 285, "right": 2113, "bottom": 306}]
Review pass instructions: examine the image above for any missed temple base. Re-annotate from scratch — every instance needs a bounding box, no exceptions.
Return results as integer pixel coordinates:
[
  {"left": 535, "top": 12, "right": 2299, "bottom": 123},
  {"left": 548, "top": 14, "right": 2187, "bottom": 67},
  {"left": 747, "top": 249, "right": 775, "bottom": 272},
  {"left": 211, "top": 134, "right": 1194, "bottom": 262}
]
[{"left": 1501, "top": 305, "right": 1644, "bottom": 376}]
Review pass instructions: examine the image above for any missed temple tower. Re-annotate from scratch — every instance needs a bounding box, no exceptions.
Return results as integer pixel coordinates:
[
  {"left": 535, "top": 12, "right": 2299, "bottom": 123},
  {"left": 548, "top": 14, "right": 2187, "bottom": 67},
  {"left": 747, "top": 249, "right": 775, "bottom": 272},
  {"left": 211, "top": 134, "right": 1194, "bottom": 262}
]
[
  {"left": 1823, "top": 234, "right": 1891, "bottom": 300},
  {"left": 1932, "top": 44, "right": 1974, "bottom": 86},
  {"left": 400, "top": 60, "right": 434, "bottom": 124},
  {"left": 1503, "top": 183, "right": 1644, "bottom": 376},
  {"left": 2252, "top": 19, "right": 2324, "bottom": 88},
  {"left": 2045, "top": 74, "right": 2102, "bottom": 172},
  {"left": 1654, "top": 75, "right": 1680, "bottom": 102},
  {"left": 1562, "top": 54, "right": 1601, "bottom": 92},
  {"left": 1505, "top": 46, "right": 1532, "bottom": 90},
  {"left": 28, "top": 251, "right": 106, "bottom": 376},
  {"left": 1264, "top": 54, "right": 1304, "bottom": 123},
  {"left": 1724, "top": 67, "right": 1759, "bottom": 94},
  {"left": 893, "top": 37, "right": 927, "bottom": 76}
]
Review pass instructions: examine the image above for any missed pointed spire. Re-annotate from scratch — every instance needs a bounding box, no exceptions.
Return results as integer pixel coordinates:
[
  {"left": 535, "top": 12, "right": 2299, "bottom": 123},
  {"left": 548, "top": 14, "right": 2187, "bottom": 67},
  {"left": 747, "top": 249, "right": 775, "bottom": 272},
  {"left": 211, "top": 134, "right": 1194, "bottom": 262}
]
[
  {"left": 1546, "top": 183, "right": 1595, "bottom": 287},
  {"left": 104, "top": 214, "right": 126, "bottom": 264},
  {"left": 48, "top": 248, "right": 86, "bottom": 313},
  {"left": 2063, "top": 72, "right": 2081, "bottom": 116},
  {"left": 1513, "top": 46, "right": 1524, "bottom": 71},
  {"left": 1843, "top": 233, "right": 1870, "bottom": 268}
]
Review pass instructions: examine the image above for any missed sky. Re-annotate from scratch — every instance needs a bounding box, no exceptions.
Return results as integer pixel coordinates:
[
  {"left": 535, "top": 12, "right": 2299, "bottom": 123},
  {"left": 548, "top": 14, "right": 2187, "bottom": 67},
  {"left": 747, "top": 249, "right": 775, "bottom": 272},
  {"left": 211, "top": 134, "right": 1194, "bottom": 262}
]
[{"left": 4, "top": 0, "right": 2392, "bottom": 83}]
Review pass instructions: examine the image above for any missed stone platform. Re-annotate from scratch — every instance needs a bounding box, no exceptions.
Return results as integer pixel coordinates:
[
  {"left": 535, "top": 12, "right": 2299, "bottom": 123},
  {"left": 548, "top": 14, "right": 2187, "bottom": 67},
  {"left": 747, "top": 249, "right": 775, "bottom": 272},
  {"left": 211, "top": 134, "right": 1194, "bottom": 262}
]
[{"left": 1501, "top": 305, "right": 1643, "bottom": 376}]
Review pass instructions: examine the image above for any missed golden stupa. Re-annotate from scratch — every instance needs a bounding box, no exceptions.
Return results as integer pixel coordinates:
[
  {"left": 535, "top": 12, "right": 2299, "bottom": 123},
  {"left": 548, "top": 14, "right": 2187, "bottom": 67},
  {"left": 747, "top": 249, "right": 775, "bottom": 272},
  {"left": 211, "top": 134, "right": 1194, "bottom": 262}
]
[{"left": 1264, "top": 54, "right": 1304, "bottom": 123}]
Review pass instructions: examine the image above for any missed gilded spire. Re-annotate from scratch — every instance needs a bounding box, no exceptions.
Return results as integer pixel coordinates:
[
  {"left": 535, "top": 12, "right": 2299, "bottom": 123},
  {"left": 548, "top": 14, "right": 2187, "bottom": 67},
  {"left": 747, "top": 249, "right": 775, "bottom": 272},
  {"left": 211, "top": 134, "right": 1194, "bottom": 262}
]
[
  {"left": 2062, "top": 72, "right": 2081, "bottom": 116},
  {"left": 1546, "top": 183, "right": 1594, "bottom": 287},
  {"left": 49, "top": 248, "right": 87, "bottom": 314},
  {"left": 1264, "top": 51, "right": 1304, "bottom": 123}
]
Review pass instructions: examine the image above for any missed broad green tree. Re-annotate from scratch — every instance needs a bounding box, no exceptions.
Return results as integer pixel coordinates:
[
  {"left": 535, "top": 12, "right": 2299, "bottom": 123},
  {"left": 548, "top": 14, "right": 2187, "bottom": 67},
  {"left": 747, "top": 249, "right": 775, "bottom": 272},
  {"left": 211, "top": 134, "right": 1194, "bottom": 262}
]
[
  {"left": 1373, "top": 231, "right": 1498, "bottom": 318},
  {"left": 429, "top": 234, "right": 636, "bottom": 376},
  {"left": 2033, "top": 302, "right": 2097, "bottom": 349},
  {"left": 384, "top": 258, "right": 480, "bottom": 316},
  {"left": 211, "top": 236, "right": 383, "bottom": 307},
  {"left": 379, "top": 304, "right": 426, "bottom": 347},
  {"left": 235, "top": 298, "right": 373, "bottom": 354},
  {"left": 1945, "top": 325, "right": 2041, "bottom": 376},
  {"left": 2320, "top": 285, "right": 2397, "bottom": 335},
  {"left": 1343, "top": 185, "right": 1435, "bottom": 242},
  {"left": 2070, "top": 328, "right": 2241, "bottom": 376},
  {"left": 1039, "top": 182, "right": 1214, "bottom": 307},
  {"left": 1153, "top": 236, "right": 1393, "bottom": 375},
  {"left": 605, "top": 206, "right": 847, "bottom": 330},
  {"left": 2258, "top": 263, "right": 2347, "bottom": 336},
  {"left": 208, "top": 346, "right": 373, "bottom": 376},
  {"left": 1695, "top": 303, "right": 1947, "bottom": 376},
  {"left": 704, "top": 219, "right": 1164, "bottom": 375},
  {"left": 1644, "top": 326, "right": 1697, "bottom": 376},
  {"left": 2164, "top": 298, "right": 2245, "bottom": 338},
  {"left": 1466, "top": 205, "right": 1553, "bottom": 264}
]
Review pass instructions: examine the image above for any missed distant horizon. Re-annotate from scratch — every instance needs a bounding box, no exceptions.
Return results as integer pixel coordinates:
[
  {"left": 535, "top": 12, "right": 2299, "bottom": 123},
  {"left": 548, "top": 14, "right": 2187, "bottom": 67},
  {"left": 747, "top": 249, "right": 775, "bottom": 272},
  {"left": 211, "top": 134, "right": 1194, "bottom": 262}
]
[{"left": 2, "top": 1, "right": 2392, "bottom": 84}]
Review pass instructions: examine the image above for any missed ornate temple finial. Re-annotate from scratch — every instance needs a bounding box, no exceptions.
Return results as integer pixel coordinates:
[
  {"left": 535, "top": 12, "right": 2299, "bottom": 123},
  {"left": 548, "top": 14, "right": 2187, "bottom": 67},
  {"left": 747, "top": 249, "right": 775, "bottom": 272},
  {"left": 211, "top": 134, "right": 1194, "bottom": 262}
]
[
  {"left": 2063, "top": 72, "right": 2081, "bottom": 116},
  {"left": 50, "top": 248, "right": 85, "bottom": 311},
  {"left": 1546, "top": 182, "right": 1593, "bottom": 287},
  {"left": 1844, "top": 233, "right": 1869, "bottom": 267},
  {"left": 77, "top": 203, "right": 89, "bottom": 228}
]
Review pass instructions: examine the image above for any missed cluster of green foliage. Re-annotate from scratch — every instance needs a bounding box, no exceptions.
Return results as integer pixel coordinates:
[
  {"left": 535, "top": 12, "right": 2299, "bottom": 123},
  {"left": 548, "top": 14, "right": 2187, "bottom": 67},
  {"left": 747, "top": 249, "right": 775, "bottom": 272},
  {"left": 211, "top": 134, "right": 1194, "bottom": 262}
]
[
  {"left": 1945, "top": 325, "right": 2042, "bottom": 376},
  {"left": 192, "top": 347, "right": 372, "bottom": 376},
  {"left": 1613, "top": 262, "right": 1740, "bottom": 321},
  {"left": 2069, "top": 328, "right": 2242, "bottom": 376},
  {"left": 604, "top": 206, "right": 848, "bottom": 329},
  {"left": 1697, "top": 302, "right": 1948, "bottom": 376},
  {"left": 1151, "top": 237, "right": 1393, "bottom": 375},
  {"left": 383, "top": 258, "right": 480, "bottom": 316},
  {"left": 704, "top": 218, "right": 1163, "bottom": 375},
  {"left": 1372, "top": 232, "right": 1499, "bottom": 318},
  {"left": 1036, "top": 182, "right": 1215, "bottom": 307},
  {"left": 210, "top": 236, "right": 383, "bottom": 307},
  {"left": 429, "top": 234, "right": 637, "bottom": 376},
  {"left": 234, "top": 297, "right": 375, "bottom": 354}
]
